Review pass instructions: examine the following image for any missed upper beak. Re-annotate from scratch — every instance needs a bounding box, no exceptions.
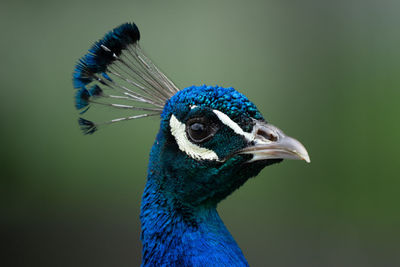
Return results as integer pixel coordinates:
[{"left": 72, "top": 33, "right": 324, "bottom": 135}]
[{"left": 239, "top": 121, "right": 310, "bottom": 163}]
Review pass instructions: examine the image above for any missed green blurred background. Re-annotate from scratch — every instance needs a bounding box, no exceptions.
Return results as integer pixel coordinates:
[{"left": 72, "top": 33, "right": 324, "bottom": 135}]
[{"left": 1, "top": 0, "right": 400, "bottom": 266}]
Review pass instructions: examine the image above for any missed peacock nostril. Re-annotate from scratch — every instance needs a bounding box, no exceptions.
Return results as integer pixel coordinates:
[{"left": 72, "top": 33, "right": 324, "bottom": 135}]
[{"left": 256, "top": 129, "right": 278, "bottom": 142}]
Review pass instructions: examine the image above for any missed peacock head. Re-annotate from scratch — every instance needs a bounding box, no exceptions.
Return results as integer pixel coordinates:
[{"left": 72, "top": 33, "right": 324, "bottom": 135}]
[
  {"left": 151, "top": 85, "right": 310, "bottom": 206},
  {"left": 73, "top": 22, "right": 310, "bottom": 208}
]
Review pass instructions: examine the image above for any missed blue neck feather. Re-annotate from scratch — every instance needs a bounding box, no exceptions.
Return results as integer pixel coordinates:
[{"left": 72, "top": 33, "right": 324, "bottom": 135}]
[{"left": 140, "top": 131, "right": 249, "bottom": 267}]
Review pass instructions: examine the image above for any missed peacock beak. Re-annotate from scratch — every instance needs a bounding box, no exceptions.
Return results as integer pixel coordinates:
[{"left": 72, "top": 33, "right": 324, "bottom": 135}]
[{"left": 239, "top": 121, "right": 310, "bottom": 163}]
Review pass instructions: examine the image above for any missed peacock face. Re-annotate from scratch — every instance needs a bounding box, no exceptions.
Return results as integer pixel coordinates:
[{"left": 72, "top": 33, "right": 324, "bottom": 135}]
[{"left": 155, "top": 85, "right": 309, "bottom": 206}]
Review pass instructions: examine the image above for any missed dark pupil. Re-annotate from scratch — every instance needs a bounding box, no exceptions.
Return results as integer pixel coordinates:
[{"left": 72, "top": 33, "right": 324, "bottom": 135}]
[
  {"left": 189, "top": 123, "right": 208, "bottom": 141},
  {"left": 191, "top": 123, "right": 204, "bottom": 132}
]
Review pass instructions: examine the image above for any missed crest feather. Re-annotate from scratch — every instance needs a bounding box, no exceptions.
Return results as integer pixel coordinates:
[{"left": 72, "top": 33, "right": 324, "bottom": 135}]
[{"left": 73, "top": 22, "right": 179, "bottom": 134}]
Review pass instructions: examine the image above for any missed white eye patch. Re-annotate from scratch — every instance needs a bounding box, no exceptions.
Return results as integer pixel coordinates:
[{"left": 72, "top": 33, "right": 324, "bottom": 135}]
[
  {"left": 169, "top": 109, "right": 254, "bottom": 161},
  {"left": 170, "top": 114, "right": 220, "bottom": 161},
  {"left": 212, "top": 110, "right": 254, "bottom": 142}
]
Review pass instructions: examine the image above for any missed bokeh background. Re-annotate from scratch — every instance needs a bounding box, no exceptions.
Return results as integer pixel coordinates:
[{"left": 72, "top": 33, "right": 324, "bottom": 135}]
[{"left": 1, "top": 0, "right": 400, "bottom": 266}]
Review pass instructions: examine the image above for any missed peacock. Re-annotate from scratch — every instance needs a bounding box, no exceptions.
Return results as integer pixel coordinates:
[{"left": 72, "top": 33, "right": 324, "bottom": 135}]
[{"left": 73, "top": 22, "right": 310, "bottom": 267}]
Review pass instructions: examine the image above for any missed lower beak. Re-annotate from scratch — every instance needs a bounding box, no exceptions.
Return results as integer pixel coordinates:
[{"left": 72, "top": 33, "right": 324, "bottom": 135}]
[{"left": 239, "top": 121, "right": 310, "bottom": 163}]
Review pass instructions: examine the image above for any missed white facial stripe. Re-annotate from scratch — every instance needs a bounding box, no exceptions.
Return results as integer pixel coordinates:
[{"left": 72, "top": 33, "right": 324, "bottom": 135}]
[
  {"left": 212, "top": 109, "right": 254, "bottom": 141},
  {"left": 170, "top": 115, "right": 220, "bottom": 161}
]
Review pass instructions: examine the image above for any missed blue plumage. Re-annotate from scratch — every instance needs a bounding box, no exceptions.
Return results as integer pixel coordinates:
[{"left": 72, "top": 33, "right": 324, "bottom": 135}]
[
  {"left": 75, "top": 85, "right": 103, "bottom": 114},
  {"left": 78, "top": 117, "right": 97, "bottom": 135},
  {"left": 164, "top": 85, "right": 263, "bottom": 132},
  {"left": 73, "top": 22, "right": 310, "bottom": 266},
  {"left": 75, "top": 87, "right": 90, "bottom": 110},
  {"left": 89, "top": 84, "right": 103, "bottom": 97},
  {"left": 73, "top": 23, "right": 140, "bottom": 89}
]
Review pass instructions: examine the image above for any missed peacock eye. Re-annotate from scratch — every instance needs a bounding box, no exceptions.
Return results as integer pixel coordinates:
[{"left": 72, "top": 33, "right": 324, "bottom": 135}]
[{"left": 186, "top": 119, "right": 217, "bottom": 143}]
